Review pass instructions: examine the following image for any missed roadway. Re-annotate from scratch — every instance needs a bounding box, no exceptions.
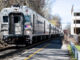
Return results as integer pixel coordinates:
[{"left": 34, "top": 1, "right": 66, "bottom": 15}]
[{"left": 0, "top": 38, "right": 70, "bottom": 60}]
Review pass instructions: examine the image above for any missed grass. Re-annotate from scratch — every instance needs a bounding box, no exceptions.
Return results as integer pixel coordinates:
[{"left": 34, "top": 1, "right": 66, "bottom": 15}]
[
  {"left": 75, "top": 45, "right": 80, "bottom": 51},
  {"left": 68, "top": 45, "right": 77, "bottom": 60}
]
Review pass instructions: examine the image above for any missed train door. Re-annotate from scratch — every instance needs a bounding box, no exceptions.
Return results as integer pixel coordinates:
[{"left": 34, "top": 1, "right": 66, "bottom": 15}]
[{"left": 9, "top": 13, "right": 24, "bottom": 35}]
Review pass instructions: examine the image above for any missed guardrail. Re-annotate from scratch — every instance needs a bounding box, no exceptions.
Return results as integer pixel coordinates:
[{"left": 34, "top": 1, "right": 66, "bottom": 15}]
[{"left": 70, "top": 42, "right": 80, "bottom": 60}]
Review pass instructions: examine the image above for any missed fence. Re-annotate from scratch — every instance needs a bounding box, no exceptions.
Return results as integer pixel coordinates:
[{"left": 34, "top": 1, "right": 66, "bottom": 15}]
[{"left": 70, "top": 42, "right": 80, "bottom": 60}]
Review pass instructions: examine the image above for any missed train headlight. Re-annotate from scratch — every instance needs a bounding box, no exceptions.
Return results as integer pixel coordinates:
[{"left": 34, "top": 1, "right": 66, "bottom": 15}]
[{"left": 26, "top": 31, "right": 31, "bottom": 35}]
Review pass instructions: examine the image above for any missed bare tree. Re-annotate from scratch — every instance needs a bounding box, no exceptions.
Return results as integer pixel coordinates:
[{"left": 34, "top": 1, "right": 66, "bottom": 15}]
[
  {"left": 26, "top": 0, "right": 45, "bottom": 17},
  {"left": 53, "top": 15, "right": 61, "bottom": 28},
  {"left": 49, "top": 15, "right": 61, "bottom": 28},
  {"left": 0, "top": 0, "right": 45, "bottom": 16}
]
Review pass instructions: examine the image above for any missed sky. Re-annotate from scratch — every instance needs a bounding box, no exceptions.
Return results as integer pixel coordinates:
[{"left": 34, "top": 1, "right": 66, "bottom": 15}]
[{"left": 49, "top": 0, "right": 80, "bottom": 29}]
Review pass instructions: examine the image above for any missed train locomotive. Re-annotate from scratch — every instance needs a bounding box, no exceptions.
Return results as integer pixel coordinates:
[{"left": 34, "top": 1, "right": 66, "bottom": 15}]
[{"left": 0, "top": 5, "right": 63, "bottom": 45}]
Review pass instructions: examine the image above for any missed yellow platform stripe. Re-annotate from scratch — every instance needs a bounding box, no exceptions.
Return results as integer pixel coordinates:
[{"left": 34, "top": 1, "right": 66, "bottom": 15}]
[{"left": 24, "top": 43, "right": 50, "bottom": 60}]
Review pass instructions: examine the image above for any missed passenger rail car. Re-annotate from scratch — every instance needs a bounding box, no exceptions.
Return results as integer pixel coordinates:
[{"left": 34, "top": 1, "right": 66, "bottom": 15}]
[{"left": 0, "top": 5, "right": 63, "bottom": 45}]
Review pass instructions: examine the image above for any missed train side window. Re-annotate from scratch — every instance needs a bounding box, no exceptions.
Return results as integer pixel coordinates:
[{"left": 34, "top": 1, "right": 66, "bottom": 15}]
[
  {"left": 24, "top": 15, "right": 31, "bottom": 22},
  {"left": 3, "top": 16, "right": 8, "bottom": 22},
  {"left": 37, "top": 21, "right": 43, "bottom": 24}
]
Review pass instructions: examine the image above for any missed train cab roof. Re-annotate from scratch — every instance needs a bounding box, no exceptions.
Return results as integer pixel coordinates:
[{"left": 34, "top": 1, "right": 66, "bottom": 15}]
[{"left": 0, "top": 6, "right": 33, "bottom": 16}]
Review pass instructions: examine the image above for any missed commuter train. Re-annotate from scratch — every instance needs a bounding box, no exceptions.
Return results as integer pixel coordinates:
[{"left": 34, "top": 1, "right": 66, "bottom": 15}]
[{"left": 0, "top": 5, "right": 63, "bottom": 45}]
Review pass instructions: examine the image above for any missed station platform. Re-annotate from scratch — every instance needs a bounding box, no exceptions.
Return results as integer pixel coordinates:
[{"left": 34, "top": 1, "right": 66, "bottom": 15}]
[{"left": 5, "top": 38, "right": 70, "bottom": 60}]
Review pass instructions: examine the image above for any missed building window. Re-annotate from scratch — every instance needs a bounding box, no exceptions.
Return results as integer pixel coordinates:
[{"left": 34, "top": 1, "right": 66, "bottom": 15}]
[
  {"left": 74, "top": 13, "right": 80, "bottom": 16},
  {"left": 74, "top": 20, "right": 80, "bottom": 24},
  {"left": 74, "top": 28, "right": 80, "bottom": 34}
]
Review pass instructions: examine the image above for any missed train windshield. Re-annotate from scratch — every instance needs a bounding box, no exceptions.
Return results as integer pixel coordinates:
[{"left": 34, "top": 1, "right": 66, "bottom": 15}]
[
  {"left": 3, "top": 16, "right": 8, "bottom": 22},
  {"left": 24, "top": 15, "right": 31, "bottom": 22},
  {"left": 14, "top": 16, "right": 20, "bottom": 23}
]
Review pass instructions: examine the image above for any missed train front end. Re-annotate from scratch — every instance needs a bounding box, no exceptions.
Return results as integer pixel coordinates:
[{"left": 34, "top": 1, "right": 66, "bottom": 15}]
[{"left": 0, "top": 6, "right": 32, "bottom": 44}]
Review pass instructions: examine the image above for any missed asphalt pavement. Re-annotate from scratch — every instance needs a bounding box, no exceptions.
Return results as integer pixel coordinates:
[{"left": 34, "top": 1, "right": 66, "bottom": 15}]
[{"left": 1, "top": 38, "right": 70, "bottom": 60}]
